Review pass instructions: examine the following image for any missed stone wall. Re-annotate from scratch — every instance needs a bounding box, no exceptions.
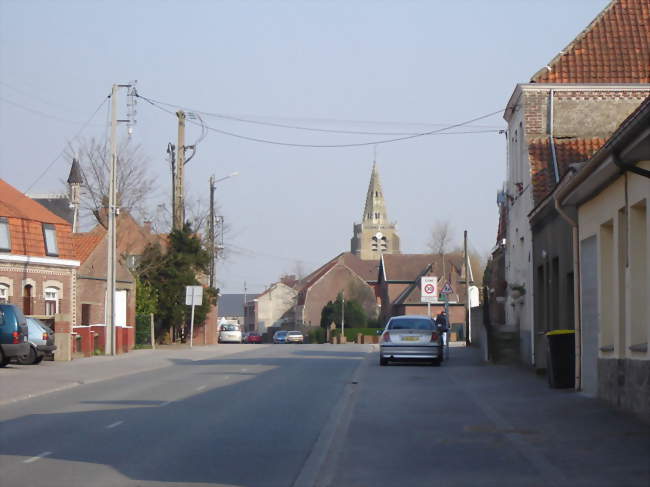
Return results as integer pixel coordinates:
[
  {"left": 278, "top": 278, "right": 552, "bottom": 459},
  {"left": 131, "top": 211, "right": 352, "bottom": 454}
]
[{"left": 598, "top": 358, "right": 650, "bottom": 424}]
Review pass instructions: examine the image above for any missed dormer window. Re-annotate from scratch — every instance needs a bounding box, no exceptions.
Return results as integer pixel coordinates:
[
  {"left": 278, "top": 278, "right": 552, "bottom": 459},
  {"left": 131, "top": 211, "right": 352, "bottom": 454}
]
[
  {"left": 42, "top": 224, "right": 59, "bottom": 256},
  {"left": 0, "top": 217, "right": 10, "bottom": 251}
]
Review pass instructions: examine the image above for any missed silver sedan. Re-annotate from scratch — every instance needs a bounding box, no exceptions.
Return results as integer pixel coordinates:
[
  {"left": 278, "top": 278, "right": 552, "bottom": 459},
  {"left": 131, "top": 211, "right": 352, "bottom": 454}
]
[{"left": 379, "top": 315, "right": 443, "bottom": 366}]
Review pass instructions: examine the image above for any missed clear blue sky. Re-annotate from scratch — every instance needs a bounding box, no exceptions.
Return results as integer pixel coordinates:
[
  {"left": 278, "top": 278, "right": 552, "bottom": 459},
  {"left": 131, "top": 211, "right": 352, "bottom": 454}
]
[{"left": 0, "top": 0, "right": 610, "bottom": 293}]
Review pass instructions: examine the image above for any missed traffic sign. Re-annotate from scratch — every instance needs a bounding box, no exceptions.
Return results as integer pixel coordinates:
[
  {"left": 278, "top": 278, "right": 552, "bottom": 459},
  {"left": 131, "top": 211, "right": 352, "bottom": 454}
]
[
  {"left": 440, "top": 282, "right": 454, "bottom": 295},
  {"left": 420, "top": 276, "right": 438, "bottom": 303},
  {"left": 185, "top": 286, "right": 203, "bottom": 306}
]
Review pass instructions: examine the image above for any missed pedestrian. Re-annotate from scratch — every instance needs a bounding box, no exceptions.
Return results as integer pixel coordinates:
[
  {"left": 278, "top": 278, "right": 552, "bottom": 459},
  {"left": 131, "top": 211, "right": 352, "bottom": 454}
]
[{"left": 435, "top": 311, "right": 449, "bottom": 360}]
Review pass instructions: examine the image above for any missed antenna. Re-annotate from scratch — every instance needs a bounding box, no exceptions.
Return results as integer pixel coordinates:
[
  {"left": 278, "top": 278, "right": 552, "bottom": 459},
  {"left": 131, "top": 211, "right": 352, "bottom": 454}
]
[{"left": 126, "top": 80, "right": 138, "bottom": 137}]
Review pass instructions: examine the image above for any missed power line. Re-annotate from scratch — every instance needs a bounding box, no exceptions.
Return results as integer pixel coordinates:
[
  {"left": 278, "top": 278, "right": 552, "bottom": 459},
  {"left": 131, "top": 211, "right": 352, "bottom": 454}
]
[
  {"left": 139, "top": 95, "right": 503, "bottom": 136},
  {"left": 138, "top": 94, "right": 504, "bottom": 148},
  {"left": 24, "top": 95, "right": 110, "bottom": 193},
  {"left": 0, "top": 96, "right": 103, "bottom": 126}
]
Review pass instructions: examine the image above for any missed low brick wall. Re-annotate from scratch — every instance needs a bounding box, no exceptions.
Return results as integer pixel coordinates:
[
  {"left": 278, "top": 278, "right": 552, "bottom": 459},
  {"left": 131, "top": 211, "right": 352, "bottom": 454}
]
[{"left": 598, "top": 358, "right": 650, "bottom": 424}]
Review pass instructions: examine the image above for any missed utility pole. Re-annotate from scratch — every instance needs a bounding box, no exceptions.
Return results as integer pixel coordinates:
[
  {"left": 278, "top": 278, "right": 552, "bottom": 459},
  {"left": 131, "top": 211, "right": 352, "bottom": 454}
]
[
  {"left": 173, "top": 110, "right": 186, "bottom": 230},
  {"left": 209, "top": 175, "right": 216, "bottom": 288},
  {"left": 464, "top": 230, "right": 472, "bottom": 347},
  {"left": 106, "top": 84, "right": 119, "bottom": 356},
  {"left": 341, "top": 293, "right": 345, "bottom": 342}
]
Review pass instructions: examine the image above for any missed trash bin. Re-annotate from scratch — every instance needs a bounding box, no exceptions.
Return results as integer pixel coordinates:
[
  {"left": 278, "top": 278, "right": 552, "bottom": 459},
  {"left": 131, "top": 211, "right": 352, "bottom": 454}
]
[{"left": 545, "top": 330, "right": 575, "bottom": 388}]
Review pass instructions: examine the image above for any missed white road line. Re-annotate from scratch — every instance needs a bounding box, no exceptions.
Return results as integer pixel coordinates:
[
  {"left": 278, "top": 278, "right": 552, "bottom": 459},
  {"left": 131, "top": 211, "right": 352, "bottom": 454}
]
[
  {"left": 106, "top": 421, "right": 124, "bottom": 429},
  {"left": 23, "top": 451, "right": 52, "bottom": 463},
  {"left": 160, "top": 401, "right": 172, "bottom": 407},
  {"left": 241, "top": 368, "right": 248, "bottom": 372},
  {"left": 196, "top": 385, "right": 207, "bottom": 392}
]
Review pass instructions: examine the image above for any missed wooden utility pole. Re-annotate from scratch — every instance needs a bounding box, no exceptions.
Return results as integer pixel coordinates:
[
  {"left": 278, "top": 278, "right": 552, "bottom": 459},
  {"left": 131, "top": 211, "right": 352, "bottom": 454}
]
[
  {"left": 106, "top": 84, "right": 118, "bottom": 356},
  {"left": 209, "top": 175, "right": 216, "bottom": 288},
  {"left": 173, "top": 110, "right": 186, "bottom": 230},
  {"left": 464, "top": 230, "right": 471, "bottom": 346}
]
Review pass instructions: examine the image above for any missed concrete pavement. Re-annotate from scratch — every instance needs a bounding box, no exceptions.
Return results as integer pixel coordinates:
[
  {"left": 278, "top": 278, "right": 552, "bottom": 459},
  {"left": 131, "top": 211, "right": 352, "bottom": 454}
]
[
  {"left": 0, "top": 343, "right": 271, "bottom": 406},
  {"left": 326, "top": 345, "right": 650, "bottom": 487}
]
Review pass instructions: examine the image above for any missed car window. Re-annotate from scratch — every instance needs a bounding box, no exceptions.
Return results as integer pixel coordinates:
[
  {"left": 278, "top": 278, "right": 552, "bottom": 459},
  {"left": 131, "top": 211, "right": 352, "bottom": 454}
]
[
  {"left": 388, "top": 318, "right": 435, "bottom": 331},
  {"left": 221, "top": 325, "right": 240, "bottom": 332}
]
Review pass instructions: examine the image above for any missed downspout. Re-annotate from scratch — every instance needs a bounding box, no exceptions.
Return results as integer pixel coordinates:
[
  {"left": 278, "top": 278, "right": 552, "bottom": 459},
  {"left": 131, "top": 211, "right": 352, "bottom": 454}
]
[
  {"left": 613, "top": 153, "right": 650, "bottom": 179},
  {"left": 549, "top": 90, "right": 560, "bottom": 183},
  {"left": 554, "top": 180, "right": 582, "bottom": 391}
]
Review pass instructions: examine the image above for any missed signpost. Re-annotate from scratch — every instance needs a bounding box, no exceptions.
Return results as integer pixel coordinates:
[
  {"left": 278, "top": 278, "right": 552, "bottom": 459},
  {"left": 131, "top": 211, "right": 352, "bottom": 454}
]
[
  {"left": 421, "top": 276, "right": 438, "bottom": 317},
  {"left": 185, "top": 286, "right": 203, "bottom": 348},
  {"left": 439, "top": 282, "right": 453, "bottom": 320}
]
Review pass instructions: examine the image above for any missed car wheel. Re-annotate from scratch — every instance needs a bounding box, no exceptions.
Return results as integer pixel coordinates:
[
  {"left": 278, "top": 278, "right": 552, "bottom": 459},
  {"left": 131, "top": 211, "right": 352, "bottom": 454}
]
[
  {"left": 33, "top": 355, "right": 44, "bottom": 364},
  {"left": 0, "top": 349, "right": 9, "bottom": 368},
  {"left": 431, "top": 357, "right": 441, "bottom": 366},
  {"left": 18, "top": 346, "right": 38, "bottom": 365},
  {"left": 380, "top": 356, "right": 388, "bottom": 366}
]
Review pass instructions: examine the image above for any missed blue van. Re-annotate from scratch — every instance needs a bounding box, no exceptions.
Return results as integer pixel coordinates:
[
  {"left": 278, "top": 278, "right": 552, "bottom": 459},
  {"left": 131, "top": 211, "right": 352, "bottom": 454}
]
[{"left": 0, "top": 304, "right": 29, "bottom": 367}]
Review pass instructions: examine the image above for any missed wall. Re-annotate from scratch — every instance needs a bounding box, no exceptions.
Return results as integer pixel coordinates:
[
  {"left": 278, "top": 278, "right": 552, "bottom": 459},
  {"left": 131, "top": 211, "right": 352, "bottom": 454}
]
[
  {"left": 255, "top": 283, "right": 297, "bottom": 334},
  {"left": 578, "top": 161, "right": 650, "bottom": 420}
]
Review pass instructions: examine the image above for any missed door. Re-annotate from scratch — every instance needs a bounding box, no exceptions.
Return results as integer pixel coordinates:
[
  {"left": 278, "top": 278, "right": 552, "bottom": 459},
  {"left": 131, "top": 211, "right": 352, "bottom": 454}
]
[{"left": 23, "top": 284, "right": 32, "bottom": 315}]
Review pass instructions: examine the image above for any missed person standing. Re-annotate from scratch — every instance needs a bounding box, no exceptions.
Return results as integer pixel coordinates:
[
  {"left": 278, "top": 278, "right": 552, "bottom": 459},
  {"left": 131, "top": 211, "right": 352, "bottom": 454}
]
[{"left": 435, "top": 311, "right": 449, "bottom": 360}]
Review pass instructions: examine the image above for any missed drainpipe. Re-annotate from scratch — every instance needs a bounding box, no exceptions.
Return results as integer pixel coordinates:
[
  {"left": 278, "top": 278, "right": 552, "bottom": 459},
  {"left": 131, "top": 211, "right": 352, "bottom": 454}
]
[
  {"left": 549, "top": 90, "right": 560, "bottom": 183},
  {"left": 613, "top": 153, "right": 650, "bottom": 179},
  {"left": 554, "top": 183, "right": 581, "bottom": 391}
]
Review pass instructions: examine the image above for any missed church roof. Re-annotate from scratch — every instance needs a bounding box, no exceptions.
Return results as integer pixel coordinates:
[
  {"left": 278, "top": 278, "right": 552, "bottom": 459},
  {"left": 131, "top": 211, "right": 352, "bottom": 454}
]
[
  {"left": 67, "top": 158, "right": 83, "bottom": 184},
  {"left": 361, "top": 162, "right": 389, "bottom": 224}
]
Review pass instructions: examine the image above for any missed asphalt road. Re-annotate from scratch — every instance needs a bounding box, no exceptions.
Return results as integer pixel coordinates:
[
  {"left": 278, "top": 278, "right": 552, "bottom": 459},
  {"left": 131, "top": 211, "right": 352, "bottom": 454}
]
[
  {"left": 1, "top": 343, "right": 648, "bottom": 487},
  {"left": 0, "top": 344, "right": 371, "bottom": 487}
]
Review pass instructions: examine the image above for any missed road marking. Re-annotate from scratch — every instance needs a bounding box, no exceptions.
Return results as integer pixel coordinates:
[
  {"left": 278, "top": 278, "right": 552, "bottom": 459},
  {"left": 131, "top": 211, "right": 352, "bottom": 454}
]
[
  {"left": 196, "top": 385, "right": 207, "bottom": 392},
  {"left": 241, "top": 368, "right": 248, "bottom": 372},
  {"left": 224, "top": 376, "right": 230, "bottom": 380},
  {"left": 23, "top": 451, "right": 52, "bottom": 463},
  {"left": 160, "top": 401, "right": 172, "bottom": 407},
  {"left": 106, "top": 421, "right": 124, "bottom": 429}
]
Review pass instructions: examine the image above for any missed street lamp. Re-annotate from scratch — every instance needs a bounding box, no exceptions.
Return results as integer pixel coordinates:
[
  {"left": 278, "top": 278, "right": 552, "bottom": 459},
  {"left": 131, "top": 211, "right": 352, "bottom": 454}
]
[{"left": 209, "top": 171, "right": 239, "bottom": 288}]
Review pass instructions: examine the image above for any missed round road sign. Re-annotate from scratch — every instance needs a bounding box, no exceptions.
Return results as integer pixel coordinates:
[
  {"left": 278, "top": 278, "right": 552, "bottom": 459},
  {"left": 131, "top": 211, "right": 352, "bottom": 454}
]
[{"left": 424, "top": 283, "right": 435, "bottom": 294}]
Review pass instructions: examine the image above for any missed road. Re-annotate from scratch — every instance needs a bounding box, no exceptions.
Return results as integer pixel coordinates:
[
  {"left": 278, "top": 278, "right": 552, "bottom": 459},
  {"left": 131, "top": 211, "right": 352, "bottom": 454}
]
[{"left": 0, "top": 344, "right": 648, "bottom": 487}]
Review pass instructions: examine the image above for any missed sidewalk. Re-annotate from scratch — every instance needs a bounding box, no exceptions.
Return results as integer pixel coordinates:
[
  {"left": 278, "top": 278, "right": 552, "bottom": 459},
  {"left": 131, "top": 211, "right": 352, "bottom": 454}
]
[
  {"left": 327, "top": 344, "right": 650, "bottom": 487},
  {"left": 0, "top": 344, "right": 268, "bottom": 406}
]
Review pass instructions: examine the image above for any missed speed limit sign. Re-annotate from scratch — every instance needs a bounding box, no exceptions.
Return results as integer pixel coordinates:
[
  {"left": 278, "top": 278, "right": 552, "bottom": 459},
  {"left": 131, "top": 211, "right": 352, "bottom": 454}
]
[{"left": 420, "top": 276, "right": 438, "bottom": 303}]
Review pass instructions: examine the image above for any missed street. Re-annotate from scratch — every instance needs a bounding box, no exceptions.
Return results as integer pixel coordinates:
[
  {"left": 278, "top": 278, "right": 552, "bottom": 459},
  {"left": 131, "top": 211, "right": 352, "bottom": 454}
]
[{"left": 0, "top": 344, "right": 648, "bottom": 487}]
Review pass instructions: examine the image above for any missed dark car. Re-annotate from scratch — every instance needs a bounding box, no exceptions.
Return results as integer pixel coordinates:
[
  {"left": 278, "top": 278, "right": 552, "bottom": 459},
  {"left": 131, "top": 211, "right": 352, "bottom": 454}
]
[
  {"left": 243, "top": 332, "right": 263, "bottom": 344},
  {"left": 0, "top": 304, "right": 30, "bottom": 367},
  {"left": 17, "top": 317, "right": 57, "bottom": 365}
]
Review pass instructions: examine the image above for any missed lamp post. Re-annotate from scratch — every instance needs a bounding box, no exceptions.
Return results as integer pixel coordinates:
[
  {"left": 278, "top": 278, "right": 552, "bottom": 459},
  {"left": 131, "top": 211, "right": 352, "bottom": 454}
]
[{"left": 209, "top": 171, "right": 238, "bottom": 288}]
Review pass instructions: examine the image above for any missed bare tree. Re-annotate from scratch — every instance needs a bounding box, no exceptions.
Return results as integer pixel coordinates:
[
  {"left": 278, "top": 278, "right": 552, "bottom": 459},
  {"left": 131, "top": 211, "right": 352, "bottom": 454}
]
[
  {"left": 65, "top": 137, "right": 157, "bottom": 228},
  {"left": 427, "top": 220, "right": 455, "bottom": 256}
]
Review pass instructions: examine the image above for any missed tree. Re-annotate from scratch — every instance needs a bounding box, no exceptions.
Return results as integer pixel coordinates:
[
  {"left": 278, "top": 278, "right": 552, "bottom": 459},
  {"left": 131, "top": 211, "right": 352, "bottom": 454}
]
[
  {"left": 320, "top": 293, "right": 368, "bottom": 329},
  {"left": 427, "top": 220, "right": 455, "bottom": 256},
  {"left": 137, "top": 223, "right": 216, "bottom": 341},
  {"left": 65, "top": 137, "right": 157, "bottom": 228}
]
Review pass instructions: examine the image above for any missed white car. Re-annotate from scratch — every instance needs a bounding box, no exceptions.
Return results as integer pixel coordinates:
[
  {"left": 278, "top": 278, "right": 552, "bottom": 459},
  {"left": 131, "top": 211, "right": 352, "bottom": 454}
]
[{"left": 218, "top": 324, "right": 242, "bottom": 343}]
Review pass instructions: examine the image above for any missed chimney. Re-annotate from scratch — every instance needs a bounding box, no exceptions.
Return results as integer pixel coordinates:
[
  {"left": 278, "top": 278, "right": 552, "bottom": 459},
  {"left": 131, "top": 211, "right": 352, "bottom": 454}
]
[{"left": 143, "top": 221, "right": 152, "bottom": 233}]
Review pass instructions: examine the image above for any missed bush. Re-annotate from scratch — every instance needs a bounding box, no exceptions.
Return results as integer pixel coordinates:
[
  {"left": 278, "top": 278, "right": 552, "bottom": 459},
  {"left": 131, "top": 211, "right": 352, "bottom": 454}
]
[
  {"left": 308, "top": 328, "right": 327, "bottom": 344},
  {"left": 135, "top": 313, "right": 152, "bottom": 346},
  {"left": 332, "top": 327, "right": 381, "bottom": 343}
]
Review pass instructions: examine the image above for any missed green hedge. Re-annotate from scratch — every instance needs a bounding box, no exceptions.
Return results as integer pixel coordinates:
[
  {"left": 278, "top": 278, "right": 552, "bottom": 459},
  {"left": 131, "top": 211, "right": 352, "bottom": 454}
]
[{"left": 332, "top": 327, "right": 381, "bottom": 343}]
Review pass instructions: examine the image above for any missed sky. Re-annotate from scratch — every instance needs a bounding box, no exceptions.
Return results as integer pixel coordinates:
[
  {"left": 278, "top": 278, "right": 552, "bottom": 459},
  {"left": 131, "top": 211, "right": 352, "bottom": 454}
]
[{"left": 0, "top": 0, "right": 610, "bottom": 293}]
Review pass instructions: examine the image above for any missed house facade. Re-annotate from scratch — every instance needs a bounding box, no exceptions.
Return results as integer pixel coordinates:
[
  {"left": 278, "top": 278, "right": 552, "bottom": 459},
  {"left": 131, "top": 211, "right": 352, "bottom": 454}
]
[
  {"left": 0, "top": 179, "right": 79, "bottom": 360},
  {"left": 500, "top": 0, "right": 650, "bottom": 367},
  {"left": 247, "top": 282, "right": 298, "bottom": 334},
  {"left": 558, "top": 96, "right": 650, "bottom": 420}
]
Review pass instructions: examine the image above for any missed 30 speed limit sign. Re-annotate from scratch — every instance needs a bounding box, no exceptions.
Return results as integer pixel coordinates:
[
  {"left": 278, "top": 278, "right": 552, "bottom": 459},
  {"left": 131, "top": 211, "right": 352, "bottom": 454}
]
[{"left": 420, "top": 276, "right": 438, "bottom": 303}]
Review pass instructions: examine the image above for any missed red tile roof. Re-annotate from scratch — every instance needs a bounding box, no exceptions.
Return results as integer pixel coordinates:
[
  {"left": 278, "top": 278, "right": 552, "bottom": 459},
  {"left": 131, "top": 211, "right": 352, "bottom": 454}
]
[
  {"left": 528, "top": 137, "right": 607, "bottom": 206},
  {"left": 0, "top": 179, "right": 76, "bottom": 259},
  {"left": 0, "top": 179, "right": 70, "bottom": 225},
  {"left": 382, "top": 254, "right": 434, "bottom": 282},
  {"left": 532, "top": 0, "right": 650, "bottom": 83},
  {"left": 72, "top": 231, "right": 105, "bottom": 263}
]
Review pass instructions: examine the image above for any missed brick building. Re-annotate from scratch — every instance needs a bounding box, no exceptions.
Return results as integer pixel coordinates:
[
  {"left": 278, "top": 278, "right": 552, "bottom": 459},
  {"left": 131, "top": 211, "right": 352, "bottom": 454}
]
[{"left": 0, "top": 179, "right": 79, "bottom": 360}]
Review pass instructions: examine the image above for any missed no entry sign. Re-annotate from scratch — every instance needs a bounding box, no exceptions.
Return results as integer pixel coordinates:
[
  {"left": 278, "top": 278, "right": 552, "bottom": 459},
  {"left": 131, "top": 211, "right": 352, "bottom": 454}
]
[{"left": 420, "top": 276, "right": 438, "bottom": 303}]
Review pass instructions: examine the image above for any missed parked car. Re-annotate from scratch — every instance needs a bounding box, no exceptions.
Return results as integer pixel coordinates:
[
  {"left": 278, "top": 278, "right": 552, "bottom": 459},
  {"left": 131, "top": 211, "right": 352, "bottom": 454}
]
[
  {"left": 379, "top": 315, "right": 443, "bottom": 366},
  {"left": 273, "top": 331, "right": 288, "bottom": 344},
  {"left": 286, "top": 331, "right": 304, "bottom": 344},
  {"left": 17, "top": 317, "right": 57, "bottom": 365},
  {"left": 243, "top": 332, "right": 263, "bottom": 344},
  {"left": 218, "top": 323, "right": 242, "bottom": 344},
  {"left": 0, "top": 304, "right": 29, "bottom": 367}
]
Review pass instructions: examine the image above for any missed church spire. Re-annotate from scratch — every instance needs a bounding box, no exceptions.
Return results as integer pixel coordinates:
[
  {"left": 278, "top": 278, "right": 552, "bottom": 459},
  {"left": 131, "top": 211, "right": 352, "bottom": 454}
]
[{"left": 362, "top": 162, "right": 388, "bottom": 225}]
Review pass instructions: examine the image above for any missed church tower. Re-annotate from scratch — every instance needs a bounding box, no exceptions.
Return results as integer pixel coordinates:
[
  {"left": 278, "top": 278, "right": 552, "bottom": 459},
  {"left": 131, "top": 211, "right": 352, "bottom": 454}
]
[
  {"left": 67, "top": 158, "right": 83, "bottom": 232},
  {"left": 350, "top": 162, "right": 400, "bottom": 260}
]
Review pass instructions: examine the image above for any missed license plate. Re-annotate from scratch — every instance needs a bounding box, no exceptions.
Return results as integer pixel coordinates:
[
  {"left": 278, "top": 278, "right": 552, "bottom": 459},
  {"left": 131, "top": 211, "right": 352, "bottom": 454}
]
[{"left": 402, "top": 336, "right": 419, "bottom": 342}]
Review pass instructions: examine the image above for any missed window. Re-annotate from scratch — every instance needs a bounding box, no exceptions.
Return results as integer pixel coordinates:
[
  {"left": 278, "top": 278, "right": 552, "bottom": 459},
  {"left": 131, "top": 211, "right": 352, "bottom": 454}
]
[
  {"left": 45, "top": 287, "right": 59, "bottom": 315},
  {"left": 0, "top": 283, "right": 9, "bottom": 303},
  {"left": 0, "top": 217, "right": 10, "bottom": 251},
  {"left": 81, "top": 303, "right": 91, "bottom": 325},
  {"left": 42, "top": 224, "right": 59, "bottom": 256}
]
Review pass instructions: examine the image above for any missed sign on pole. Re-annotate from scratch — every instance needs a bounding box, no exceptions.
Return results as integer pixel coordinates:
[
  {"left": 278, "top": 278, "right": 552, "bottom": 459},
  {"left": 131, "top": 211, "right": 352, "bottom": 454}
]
[
  {"left": 420, "top": 276, "right": 438, "bottom": 304},
  {"left": 440, "top": 282, "right": 454, "bottom": 295},
  {"left": 186, "top": 286, "right": 203, "bottom": 348}
]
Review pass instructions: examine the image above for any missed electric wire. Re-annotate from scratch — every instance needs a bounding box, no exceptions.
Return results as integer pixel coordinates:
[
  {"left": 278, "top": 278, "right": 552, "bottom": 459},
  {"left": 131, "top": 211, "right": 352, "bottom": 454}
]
[
  {"left": 138, "top": 94, "right": 504, "bottom": 148},
  {"left": 139, "top": 95, "right": 503, "bottom": 136},
  {"left": 0, "top": 96, "right": 103, "bottom": 126},
  {"left": 24, "top": 95, "right": 110, "bottom": 193}
]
